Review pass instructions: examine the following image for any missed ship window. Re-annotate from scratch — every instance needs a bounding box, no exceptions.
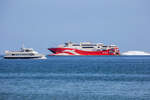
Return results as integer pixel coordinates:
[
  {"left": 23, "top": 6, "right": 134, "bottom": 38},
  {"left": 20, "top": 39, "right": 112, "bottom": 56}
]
[
  {"left": 25, "top": 50, "right": 31, "bottom": 52},
  {"left": 72, "top": 44, "right": 80, "bottom": 46},
  {"left": 65, "top": 43, "right": 68, "bottom": 46},
  {"left": 82, "top": 47, "right": 94, "bottom": 48},
  {"left": 81, "top": 44, "right": 97, "bottom": 46},
  {"left": 102, "top": 50, "right": 107, "bottom": 51},
  {"left": 103, "top": 46, "right": 107, "bottom": 47},
  {"left": 30, "top": 53, "right": 34, "bottom": 55}
]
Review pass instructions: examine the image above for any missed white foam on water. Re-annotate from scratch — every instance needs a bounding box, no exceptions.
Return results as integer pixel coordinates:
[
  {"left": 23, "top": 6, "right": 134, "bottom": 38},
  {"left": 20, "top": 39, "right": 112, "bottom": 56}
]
[
  {"left": 122, "top": 51, "right": 150, "bottom": 55},
  {"left": 34, "top": 56, "right": 47, "bottom": 59}
]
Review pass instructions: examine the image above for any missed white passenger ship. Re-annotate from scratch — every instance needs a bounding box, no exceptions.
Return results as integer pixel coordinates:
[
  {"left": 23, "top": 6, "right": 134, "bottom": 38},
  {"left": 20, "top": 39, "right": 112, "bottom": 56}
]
[{"left": 4, "top": 46, "right": 46, "bottom": 59}]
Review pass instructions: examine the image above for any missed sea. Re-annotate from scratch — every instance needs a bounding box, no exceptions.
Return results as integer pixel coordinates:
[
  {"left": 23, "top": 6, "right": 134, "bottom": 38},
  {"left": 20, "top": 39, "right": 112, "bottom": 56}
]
[{"left": 0, "top": 56, "right": 150, "bottom": 100}]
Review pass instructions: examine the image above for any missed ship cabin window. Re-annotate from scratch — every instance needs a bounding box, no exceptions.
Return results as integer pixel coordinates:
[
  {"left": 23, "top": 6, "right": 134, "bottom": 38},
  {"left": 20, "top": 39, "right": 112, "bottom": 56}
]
[
  {"left": 25, "top": 50, "right": 32, "bottom": 52},
  {"left": 65, "top": 42, "right": 72, "bottom": 46},
  {"left": 102, "top": 50, "right": 107, "bottom": 51},
  {"left": 65, "top": 43, "right": 69, "bottom": 46},
  {"left": 12, "top": 53, "right": 34, "bottom": 56},
  {"left": 30, "top": 53, "right": 34, "bottom": 55},
  {"left": 72, "top": 44, "right": 80, "bottom": 46},
  {"left": 82, "top": 47, "right": 94, "bottom": 48},
  {"left": 81, "top": 44, "right": 97, "bottom": 46}
]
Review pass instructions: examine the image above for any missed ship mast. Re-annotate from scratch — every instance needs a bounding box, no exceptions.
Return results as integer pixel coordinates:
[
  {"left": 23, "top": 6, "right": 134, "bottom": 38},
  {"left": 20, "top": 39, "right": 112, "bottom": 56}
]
[
  {"left": 21, "top": 44, "right": 25, "bottom": 51},
  {"left": 22, "top": 44, "right": 24, "bottom": 49}
]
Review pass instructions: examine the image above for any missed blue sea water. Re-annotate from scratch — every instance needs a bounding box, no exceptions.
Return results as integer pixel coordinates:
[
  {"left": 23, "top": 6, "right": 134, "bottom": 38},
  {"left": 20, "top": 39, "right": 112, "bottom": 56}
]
[{"left": 0, "top": 56, "right": 150, "bottom": 100}]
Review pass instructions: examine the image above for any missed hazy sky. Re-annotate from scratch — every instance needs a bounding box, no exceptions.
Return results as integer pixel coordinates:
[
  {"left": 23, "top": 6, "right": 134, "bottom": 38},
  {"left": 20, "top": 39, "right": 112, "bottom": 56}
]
[{"left": 0, "top": 0, "right": 150, "bottom": 54}]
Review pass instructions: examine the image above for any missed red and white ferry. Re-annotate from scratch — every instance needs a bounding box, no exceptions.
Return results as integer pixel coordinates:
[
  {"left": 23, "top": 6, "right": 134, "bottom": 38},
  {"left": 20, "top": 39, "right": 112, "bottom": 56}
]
[{"left": 48, "top": 42, "right": 120, "bottom": 56}]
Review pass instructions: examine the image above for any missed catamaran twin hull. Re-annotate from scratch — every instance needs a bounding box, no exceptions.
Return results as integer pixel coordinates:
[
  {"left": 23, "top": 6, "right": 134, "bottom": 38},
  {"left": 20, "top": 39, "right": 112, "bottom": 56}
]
[
  {"left": 48, "top": 42, "right": 120, "bottom": 56},
  {"left": 48, "top": 48, "right": 120, "bottom": 56}
]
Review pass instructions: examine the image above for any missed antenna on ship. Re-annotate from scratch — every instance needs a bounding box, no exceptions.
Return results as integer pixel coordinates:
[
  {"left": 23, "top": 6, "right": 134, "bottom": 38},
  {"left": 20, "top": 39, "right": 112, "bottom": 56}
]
[
  {"left": 22, "top": 44, "right": 25, "bottom": 49},
  {"left": 21, "top": 43, "right": 25, "bottom": 51}
]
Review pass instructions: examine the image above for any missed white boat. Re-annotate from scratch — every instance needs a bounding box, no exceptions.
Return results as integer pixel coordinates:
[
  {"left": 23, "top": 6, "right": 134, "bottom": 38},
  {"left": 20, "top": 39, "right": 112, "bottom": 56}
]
[{"left": 4, "top": 46, "right": 46, "bottom": 59}]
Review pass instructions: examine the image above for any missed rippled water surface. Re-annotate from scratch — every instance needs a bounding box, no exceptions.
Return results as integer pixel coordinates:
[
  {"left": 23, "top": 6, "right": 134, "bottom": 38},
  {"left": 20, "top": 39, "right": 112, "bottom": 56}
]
[{"left": 0, "top": 56, "right": 150, "bottom": 100}]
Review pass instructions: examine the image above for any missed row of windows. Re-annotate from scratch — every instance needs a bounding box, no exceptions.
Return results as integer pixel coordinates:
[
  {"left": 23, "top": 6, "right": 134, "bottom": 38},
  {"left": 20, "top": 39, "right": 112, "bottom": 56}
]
[
  {"left": 72, "top": 44, "right": 97, "bottom": 46},
  {"left": 72, "top": 44, "right": 80, "bottom": 46},
  {"left": 24, "top": 50, "right": 33, "bottom": 52},
  {"left": 81, "top": 44, "right": 97, "bottom": 46},
  {"left": 82, "top": 47, "right": 115, "bottom": 49},
  {"left": 82, "top": 47, "right": 94, "bottom": 48},
  {"left": 12, "top": 54, "right": 34, "bottom": 56},
  {"left": 72, "top": 45, "right": 113, "bottom": 48}
]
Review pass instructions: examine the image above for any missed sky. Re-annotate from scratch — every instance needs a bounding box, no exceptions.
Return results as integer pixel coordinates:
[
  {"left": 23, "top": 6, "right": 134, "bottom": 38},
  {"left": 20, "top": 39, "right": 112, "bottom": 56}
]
[{"left": 0, "top": 0, "right": 150, "bottom": 54}]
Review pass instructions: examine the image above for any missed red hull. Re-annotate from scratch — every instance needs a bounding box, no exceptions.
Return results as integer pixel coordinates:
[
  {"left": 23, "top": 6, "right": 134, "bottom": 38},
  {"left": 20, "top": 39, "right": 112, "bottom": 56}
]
[{"left": 48, "top": 48, "right": 120, "bottom": 56}]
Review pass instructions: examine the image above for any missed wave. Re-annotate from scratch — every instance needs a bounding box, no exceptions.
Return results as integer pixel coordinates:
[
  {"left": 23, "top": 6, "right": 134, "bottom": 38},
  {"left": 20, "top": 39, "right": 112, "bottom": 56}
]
[
  {"left": 122, "top": 51, "right": 150, "bottom": 55},
  {"left": 35, "top": 56, "right": 47, "bottom": 59}
]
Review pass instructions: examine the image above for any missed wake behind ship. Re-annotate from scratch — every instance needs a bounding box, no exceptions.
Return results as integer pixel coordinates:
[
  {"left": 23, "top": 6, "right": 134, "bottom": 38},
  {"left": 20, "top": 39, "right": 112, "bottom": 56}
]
[{"left": 48, "top": 42, "right": 120, "bottom": 56}]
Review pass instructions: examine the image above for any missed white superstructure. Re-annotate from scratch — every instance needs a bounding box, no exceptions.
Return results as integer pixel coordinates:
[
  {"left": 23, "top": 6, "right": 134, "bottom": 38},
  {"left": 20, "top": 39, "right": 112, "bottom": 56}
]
[{"left": 60, "top": 42, "right": 118, "bottom": 51}]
